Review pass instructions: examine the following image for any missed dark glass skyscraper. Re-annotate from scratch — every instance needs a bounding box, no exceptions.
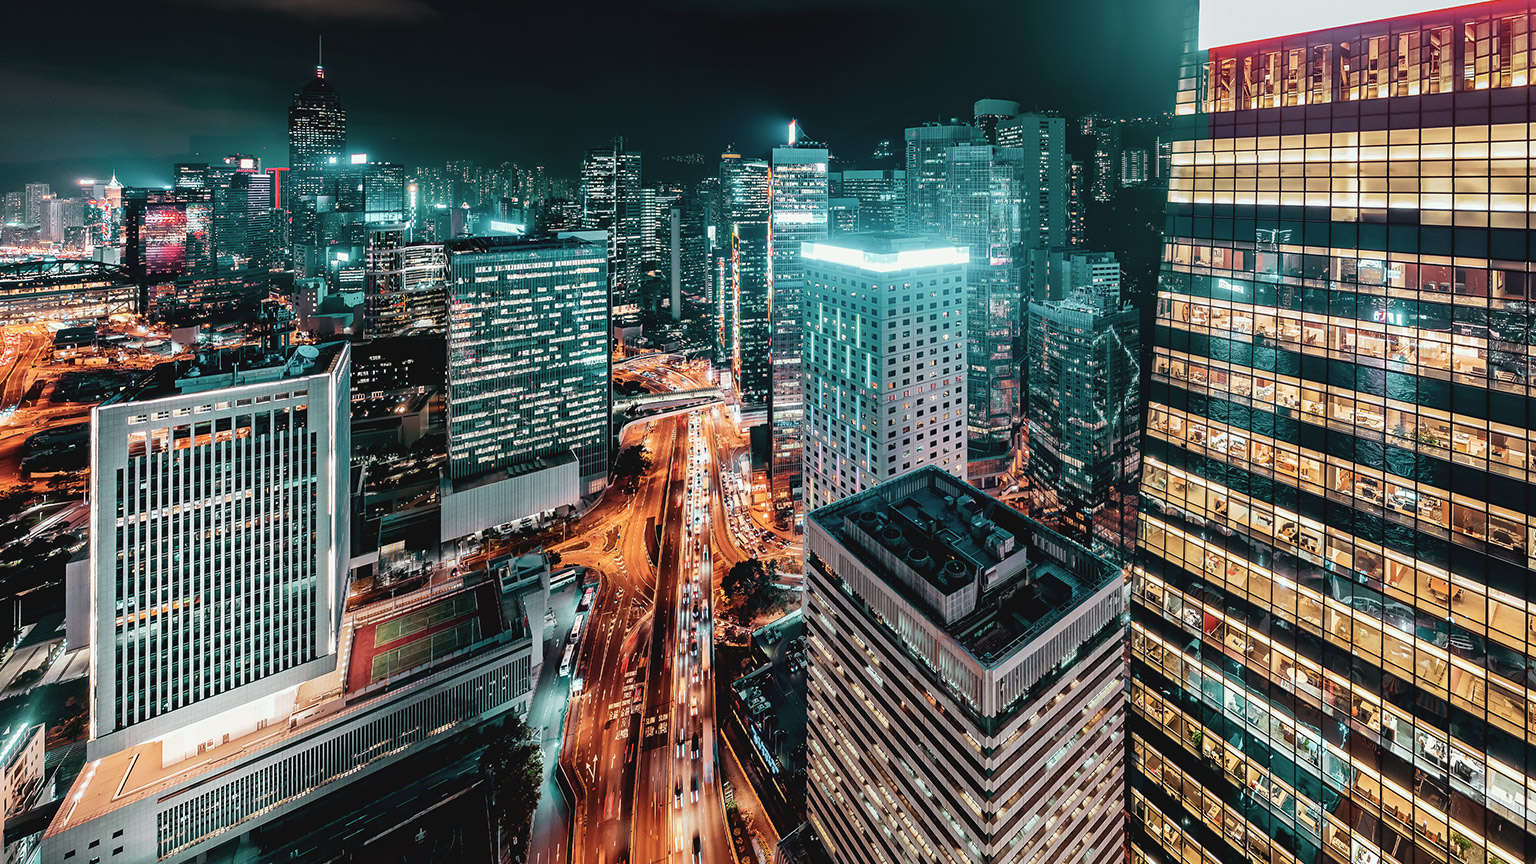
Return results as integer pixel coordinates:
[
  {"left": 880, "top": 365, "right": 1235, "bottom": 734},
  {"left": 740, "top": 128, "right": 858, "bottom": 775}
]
[{"left": 1134, "top": 6, "right": 1536, "bottom": 864}]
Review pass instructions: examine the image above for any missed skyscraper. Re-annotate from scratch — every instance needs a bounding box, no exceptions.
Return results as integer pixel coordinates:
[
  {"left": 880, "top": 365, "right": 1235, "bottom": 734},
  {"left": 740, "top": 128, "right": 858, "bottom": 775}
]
[
  {"left": 769, "top": 134, "right": 830, "bottom": 521},
  {"left": 717, "top": 150, "right": 770, "bottom": 402},
  {"left": 286, "top": 60, "right": 346, "bottom": 203},
  {"left": 22, "top": 183, "right": 51, "bottom": 226},
  {"left": 972, "top": 97, "right": 1022, "bottom": 144},
  {"left": 732, "top": 220, "right": 772, "bottom": 423},
  {"left": 1136, "top": 7, "right": 1536, "bottom": 864},
  {"left": 1120, "top": 148, "right": 1150, "bottom": 187},
  {"left": 800, "top": 234, "right": 968, "bottom": 511},
  {"left": 996, "top": 113, "right": 1068, "bottom": 250},
  {"left": 1066, "top": 160, "right": 1087, "bottom": 247},
  {"left": 944, "top": 144, "right": 1027, "bottom": 472},
  {"left": 837, "top": 168, "right": 906, "bottom": 233},
  {"left": 579, "top": 140, "right": 643, "bottom": 314},
  {"left": 86, "top": 341, "right": 351, "bottom": 756},
  {"left": 445, "top": 235, "right": 610, "bottom": 497},
  {"left": 904, "top": 122, "right": 984, "bottom": 237},
  {"left": 803, "top": 465, "right": 1126, "bottom": 864},
  {"left": 1025, "top": 281, "right": 1139, "bottom": 562}
]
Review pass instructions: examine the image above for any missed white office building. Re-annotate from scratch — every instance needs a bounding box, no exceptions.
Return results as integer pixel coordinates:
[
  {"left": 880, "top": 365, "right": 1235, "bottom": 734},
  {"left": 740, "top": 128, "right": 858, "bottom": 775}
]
[
  {"left": 84, "top": 342, "right": 351, "bottom": 759},
  {"left": 804, "top": 466, "right": 1126, "bottom": 864},
  {"left": 800, "top": 234, "right": 969, "bottom": 511}
]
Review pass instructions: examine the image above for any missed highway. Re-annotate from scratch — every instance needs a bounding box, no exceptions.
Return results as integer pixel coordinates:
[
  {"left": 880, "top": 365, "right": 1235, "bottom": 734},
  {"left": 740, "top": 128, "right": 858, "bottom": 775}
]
[{"left": 539, "top": 353, "right": 779, "bottom": 864}]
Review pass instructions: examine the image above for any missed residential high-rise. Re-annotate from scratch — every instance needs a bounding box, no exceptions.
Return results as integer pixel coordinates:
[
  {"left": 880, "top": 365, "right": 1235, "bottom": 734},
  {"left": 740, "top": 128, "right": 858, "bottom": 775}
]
[
  {"left": 904, "top": 121, "right": 984, "bottom": 236},
  {"left": 1025, "top": 282, "right": 1139, "bottom": 562},
  {"left": 1086, "top": 118, "right": 1120, "bottom": 203},
  {"left": 804, "top": 465, "right": 1126, "bottom": 864},
  {"left": 837, "top": 168, "right": 906, "bottom": 233},
  {"left": 996, "top": 112, "right": 1068, "bottom": 250},
  {"left": 1120, "top": 148, "right": 1150, "bottom": 187},
  {"left": 800, "top": 233, "right": 968, "bottom": 511},
  {"left": 769, "top": 135, "right": 830, "bottom": 521},
  {"left": 40, "top": 196, "right": 83, "bottom": 244},
  {"left": 85, "top": 341, "right": 351, "bottom": 757},
  {"left": 22, "top": 183, "right": 51, "bottom": 226},
  {"left": 444, "top": 235, "right": 609, "bottom": 499},
  {"left": 363, "top": 224, "right": 446, "bottom": 337},
  {"left": 944, "top": 145, "right": 1027, "bottom": 471},
  {"left": 1065, "top": 160, "right": 1087, "bottom": 247},
  {"left": 1135, "top": 7, "right": 1536, "bottom": 864},
  {"left": 731, "top": 220, "right": 772, "bottom": 423},
  {"left": 286, "top": 61, "right": 346, "bottom": 203},
  {"left": 579, "top": 140, "right": 643, "bottom": 314}
]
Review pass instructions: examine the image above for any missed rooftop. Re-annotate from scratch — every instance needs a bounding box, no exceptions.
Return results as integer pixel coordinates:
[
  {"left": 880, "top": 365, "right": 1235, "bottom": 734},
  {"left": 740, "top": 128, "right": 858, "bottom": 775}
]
[
  {"left": 114, "top": 341, "right": 346, "bottom": 404},
  {"left": 809, "top": 466, "right": 1117, "bottom": 668},
  {"left": 802, "top": 233, "right": 968, "bottom": 273},
  {"left": 443, "top": 233, "right": 601, "bottom": 256}
]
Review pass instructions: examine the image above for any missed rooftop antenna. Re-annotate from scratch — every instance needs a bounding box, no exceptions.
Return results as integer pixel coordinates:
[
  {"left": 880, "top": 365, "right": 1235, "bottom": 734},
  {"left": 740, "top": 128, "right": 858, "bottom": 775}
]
[{"left": 316, "top": 35, "right": 324, "bottom": 78}]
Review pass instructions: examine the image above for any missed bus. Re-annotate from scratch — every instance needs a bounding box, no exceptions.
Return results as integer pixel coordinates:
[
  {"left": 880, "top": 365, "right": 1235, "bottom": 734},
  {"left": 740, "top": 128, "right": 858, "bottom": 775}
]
[
  {"left": 570, "top": 612, "right": 586, "bottom": 645},
  {"left": 558, "top": 643, "right": 575, "bottom": 678},
  {"left": 577, "top": 586, "right": 596, "bottom": 612}
]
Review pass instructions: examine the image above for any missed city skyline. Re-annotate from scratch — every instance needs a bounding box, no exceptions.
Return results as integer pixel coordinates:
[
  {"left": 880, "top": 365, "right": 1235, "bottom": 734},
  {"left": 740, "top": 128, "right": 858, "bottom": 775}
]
[
  {"left": 0, "top": 0, "right": 1184, "bottom": 193},
  {"left": 20, "top": 3, "right": 1536, "bottom": 864}
]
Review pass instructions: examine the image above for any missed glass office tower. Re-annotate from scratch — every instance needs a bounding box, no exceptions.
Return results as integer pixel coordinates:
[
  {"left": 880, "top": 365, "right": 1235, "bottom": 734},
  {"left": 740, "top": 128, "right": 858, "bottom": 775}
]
[
  {"left": 445, "top": 236, "right": 610, "bottom": 494},
  {"left": 945, "top": 144, "right": 1027, "bottom": 464},
  {"left": 1134, "top": 6, "right": 1536, "bottom": 864},
  {"left": 769, "top": 141, "right": 830, "bottom": 520}
]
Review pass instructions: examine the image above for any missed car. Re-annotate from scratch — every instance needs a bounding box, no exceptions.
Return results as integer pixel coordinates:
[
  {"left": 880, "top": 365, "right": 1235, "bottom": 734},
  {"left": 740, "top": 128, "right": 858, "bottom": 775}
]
[
  {"left": 690, "top": 696, "right": 698, "bottom": 717},
  {"left": 677, "top": 732, "right": 685, "bottom": 758},
  {"left": 692, "top": 731, "right": 701, "bottom": 759},
  {"left": 691, "top": 775, "right": 700, "bottom": 803},
  {"left": 675, "top": 782, "right": 683, "bottom": 808},
  {"left": 693, "top": 834, "right": 702, "bottom": 863}
]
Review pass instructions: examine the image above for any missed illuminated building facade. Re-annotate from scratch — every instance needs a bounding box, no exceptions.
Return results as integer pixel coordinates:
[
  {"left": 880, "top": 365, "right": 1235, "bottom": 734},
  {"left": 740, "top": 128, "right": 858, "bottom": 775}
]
[
  {"left": 579, "top": 140, "right": 643, "bottom": 314},
  {"left": 363, "top": 224, "right": 446, "bottom": 337},
  {"left": 804, "top": 466, "right": 1125, "bottom": 864},
  {"left": 1134, "top": 6, "right": 1536, "bottom": 864},
  {"left": 769, "top": 137, "right": 830, "bottom": 518},
  {"left": 945, "top": 144, "right": 1028, "bottom": 467},
  {"left": 85, "top": 342, "right": 352, "bottom": 758},
  {"left": 800, "top": 234, "right": 968, "bottom": 512},
  {"left": 0, "top": 259, "right": 136, "bottom": 325},
  {"left": 287, "top": 63, "right": 346, "bottom": 203},
  {"left": 1067, "top": 160, "right": 1087, "bottom": 247},
  {"left": 444, "top": 236, "right": 610, "bottom": 496},
  {"left": 996, "top": 112, "right": 1069, "bottom": 250}
]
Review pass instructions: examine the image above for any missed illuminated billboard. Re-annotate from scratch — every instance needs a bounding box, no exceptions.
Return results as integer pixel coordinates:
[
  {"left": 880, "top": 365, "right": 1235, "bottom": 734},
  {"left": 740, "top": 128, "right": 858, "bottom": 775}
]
[
  {"left": 1199, "top": 1, "right": 1456, "bottom": 49},
  {"left": 143, "top": 204, "right": 188, "bottom": 277}
]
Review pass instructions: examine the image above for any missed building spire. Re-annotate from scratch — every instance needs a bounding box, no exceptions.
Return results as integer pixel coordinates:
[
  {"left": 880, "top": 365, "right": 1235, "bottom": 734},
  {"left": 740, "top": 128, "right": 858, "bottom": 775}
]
[{"left": 316, "top": 35, "right": 324, "bottom": 78}]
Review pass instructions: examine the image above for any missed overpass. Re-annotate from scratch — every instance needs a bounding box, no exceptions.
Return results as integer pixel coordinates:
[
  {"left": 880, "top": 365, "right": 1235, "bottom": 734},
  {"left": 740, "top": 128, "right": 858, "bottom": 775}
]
[
  {"left": 611, "top": 387, "right": 724, "bottom": 446},
  {"left": 614, "top": 386, "right": 722, "bottom": 414}
]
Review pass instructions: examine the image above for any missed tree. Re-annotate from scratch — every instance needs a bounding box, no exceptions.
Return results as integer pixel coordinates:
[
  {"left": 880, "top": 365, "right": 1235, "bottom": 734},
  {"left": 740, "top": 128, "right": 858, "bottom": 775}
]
[
  {"left": 723, "top": 558, "right": 772, "bottom": 603},
  {"left": 610, "top": 444, "right": 652, "bottom": 491},
  {"left": 482, "top": 716, "right": 544, "bottom": 862}
]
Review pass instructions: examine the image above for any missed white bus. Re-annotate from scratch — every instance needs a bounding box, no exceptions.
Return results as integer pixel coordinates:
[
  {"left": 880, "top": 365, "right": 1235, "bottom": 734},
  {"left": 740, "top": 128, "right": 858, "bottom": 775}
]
[{"left": 559, "top": 643, "right": 576, "bottom": 678}]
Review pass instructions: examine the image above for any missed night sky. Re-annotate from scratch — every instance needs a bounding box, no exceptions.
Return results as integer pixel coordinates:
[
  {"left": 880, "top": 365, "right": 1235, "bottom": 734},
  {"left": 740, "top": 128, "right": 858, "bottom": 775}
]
[{"left": 1, "top": 0, "right": 1183, "bottom": 191}]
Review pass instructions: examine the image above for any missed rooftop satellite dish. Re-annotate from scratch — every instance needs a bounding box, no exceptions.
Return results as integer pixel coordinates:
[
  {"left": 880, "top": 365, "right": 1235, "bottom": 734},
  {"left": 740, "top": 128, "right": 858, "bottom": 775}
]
[{"left": 297, "top": 345, "right": 320, "bottom": 360}]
